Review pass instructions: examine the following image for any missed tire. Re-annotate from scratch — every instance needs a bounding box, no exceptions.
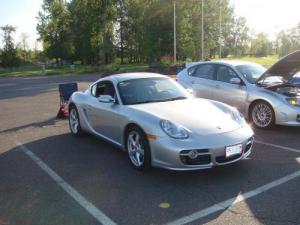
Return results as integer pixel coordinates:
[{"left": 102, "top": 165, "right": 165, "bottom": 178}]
[
  {"left": 68, "top": 105, "right": 83, "bottom": 136},
  {"left": 250, "top": 101, "right": 275, "bottom": 129},
  {"left": 126, "top": 126, "right": 151, "bottom": 170}
]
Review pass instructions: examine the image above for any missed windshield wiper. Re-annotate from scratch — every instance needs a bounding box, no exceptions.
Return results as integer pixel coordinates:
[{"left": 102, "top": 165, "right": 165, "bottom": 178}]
[
  {"left": 131, "top": 96, "right": 187, "bottom": 105},
  {"left": 161, "top": 96, "right": 187, "bottom": 101}
]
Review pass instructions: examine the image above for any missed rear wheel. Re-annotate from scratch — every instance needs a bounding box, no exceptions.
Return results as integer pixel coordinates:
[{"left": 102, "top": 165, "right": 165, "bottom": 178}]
[
  {"left": 250, "top": 101, "right": 275, "bottom": 129},
  {"left": 69, "top": 105, "right": 83, "bottom": 136},
  {"left": 126, "top": 126, "right": 151, "bottom": 170}
]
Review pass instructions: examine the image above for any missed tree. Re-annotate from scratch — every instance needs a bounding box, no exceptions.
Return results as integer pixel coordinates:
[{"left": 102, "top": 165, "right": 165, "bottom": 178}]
[
  {"left": 228, "top": 17, "right": 249, "bottom": 56},
  {"left": 275, "top": 22, "right": 300, "bottom": 57},
  {"left": 37, "top": 0, "right": 74, "bottom": 64},
  {"left": 35, "top": 0, "right": 254, "bottom": 65},
  {"left": 250, "top": 32, "right": 272, "bottom": 57},
  {"left": 0, "top": 25, "right": 20, "bottom": 68},
  {"left": 19, "top": 32, "right": 30, "bottom": 62},
  {"left": 69, "top": 0, "right": 116, "bottom": 65}
]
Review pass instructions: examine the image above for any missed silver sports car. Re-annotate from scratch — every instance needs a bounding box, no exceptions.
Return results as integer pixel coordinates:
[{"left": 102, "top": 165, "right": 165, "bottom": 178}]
[
  {"left": 68, "top": 73, "right": 254, "bottom": 170},
  {"left": 177, "top": 50, "right": 300, "bottom": 128}
]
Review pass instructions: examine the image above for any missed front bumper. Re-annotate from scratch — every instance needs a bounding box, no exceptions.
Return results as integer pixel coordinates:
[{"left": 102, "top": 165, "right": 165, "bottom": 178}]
[
  {"left": 149, "top": 124, "right": 254, "bottom": 171},
  {"left": 275, "top": 104, "right": 300, "bottom": 126}
]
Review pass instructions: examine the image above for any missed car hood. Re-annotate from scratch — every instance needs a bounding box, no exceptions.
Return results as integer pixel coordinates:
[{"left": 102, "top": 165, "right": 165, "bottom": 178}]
[
  {"left": 256, "top": 50, "right": 300, "bottom": 84},
  {"left": 128, "top": 98, "right": 241, "bottom": 135}
]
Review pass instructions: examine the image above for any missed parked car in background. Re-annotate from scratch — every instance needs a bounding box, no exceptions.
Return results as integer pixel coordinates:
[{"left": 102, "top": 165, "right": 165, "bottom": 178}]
[
  {"left": 290, "top": 72, "right": 300, "bottom": 85},
  {"left": 68, "top": 73, "right": 254, "bottom": 171},
  {"left": 177, "top": 51, "right": 300, "bottom": 128}
]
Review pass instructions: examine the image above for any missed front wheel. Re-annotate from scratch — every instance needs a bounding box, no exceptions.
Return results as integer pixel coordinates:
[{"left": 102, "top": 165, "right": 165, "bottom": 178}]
[
  {"left": 250, "top": 101, "right": 275, "bottom": 129},
  {"left": 126, "top": 126, "right": 151, "bottom": 170},
  {"left": 69, "top": 105, "right": 83, "bottom": 136}
]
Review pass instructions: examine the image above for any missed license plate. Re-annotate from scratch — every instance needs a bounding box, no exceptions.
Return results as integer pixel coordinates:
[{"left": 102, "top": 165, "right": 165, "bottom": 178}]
[{"left": 226, "top": 144, "right": 243, "bottom": 158}]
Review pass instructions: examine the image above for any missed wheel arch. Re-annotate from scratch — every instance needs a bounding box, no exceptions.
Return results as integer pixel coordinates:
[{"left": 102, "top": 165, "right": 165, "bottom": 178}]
[
  {"left": 123, "top": 122, "right": 147, "bottom": 149},
  {"left": 68, "top": 102, "right": 76, "bottom": 112},
  {"left": 248, "top": 99, "right": 276, "bottom": 122}
]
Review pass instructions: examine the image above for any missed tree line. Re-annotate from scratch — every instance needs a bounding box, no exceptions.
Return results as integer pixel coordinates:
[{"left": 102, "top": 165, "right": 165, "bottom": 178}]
[{"left": 1, "top": 0, "right": 300, "bottom": 68}]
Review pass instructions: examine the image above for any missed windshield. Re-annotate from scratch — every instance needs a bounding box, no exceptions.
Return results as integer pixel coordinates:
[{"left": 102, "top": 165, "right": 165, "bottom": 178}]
[
  {"left": 235, "top": 64, "right": 267, "bottom": 83},
  {"left": 118, "top": 77, "right": 190, "bottom": 105}
]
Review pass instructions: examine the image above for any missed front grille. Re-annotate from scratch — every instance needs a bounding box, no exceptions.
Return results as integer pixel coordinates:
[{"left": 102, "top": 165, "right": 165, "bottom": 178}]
[
  {"left": 180, "top": 149, "right": 209, "bottom": 154},
  {"left": 179, "top": 149, "right": 210, "bottom": 165},
  {"left": 180, "top": 154, "right": 211, "bottom": 165},
  {"left": 216, "top": 153, "right": 242, "bottom": 163}
]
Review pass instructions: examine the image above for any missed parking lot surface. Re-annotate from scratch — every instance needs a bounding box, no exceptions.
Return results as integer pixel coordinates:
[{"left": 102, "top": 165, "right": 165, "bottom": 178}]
[{"left": 0, "top": 74, "right": 300, "bottom": 225}]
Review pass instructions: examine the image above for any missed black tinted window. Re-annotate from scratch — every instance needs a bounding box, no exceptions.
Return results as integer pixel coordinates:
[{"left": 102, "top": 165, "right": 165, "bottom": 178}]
[
  {"left": 193, "top": 64, "right": 215, "bottom": 80},
  {"left": 217, "top": 66, "right": 238, "bottom": 83},
  {"left": 92, "top": 81, "right": 115, "bottom": 97},
  {"left": 187, "top": 66, "right": 197, "bottom": 76},
  {"left": 118, "top": 77, "right": 189, "bottom": 105}
]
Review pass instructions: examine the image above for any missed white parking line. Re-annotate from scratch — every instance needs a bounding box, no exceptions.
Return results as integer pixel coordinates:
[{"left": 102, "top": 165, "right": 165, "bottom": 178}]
[
  {"left": 166, "top": 169, "right": 300, "bottom": 225},
  {"left": 254, "top": 140, "right": 300, "bottom": 154},
  {"left": 17, "top": 142, "right": 117, "bottom": 225}
]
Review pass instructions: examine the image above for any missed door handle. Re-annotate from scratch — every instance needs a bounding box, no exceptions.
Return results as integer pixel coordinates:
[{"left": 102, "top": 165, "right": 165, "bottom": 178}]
[
  {"left": 215, "top": 84, "right": 220, "bottom": 89},
  {"left": 191, "top": 80, "right": 195, "bottom": 84}
]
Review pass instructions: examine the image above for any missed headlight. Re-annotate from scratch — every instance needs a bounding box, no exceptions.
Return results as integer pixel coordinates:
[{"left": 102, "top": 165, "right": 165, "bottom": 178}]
[
  {"left": 286, "top": 98, "right": 300, "bottom": 107},
  {"left": 231, "top": 110, "right": 246, "bottom": 126},
  {"left": 160, "top": 120, "right": 189, "bottom": 139}
]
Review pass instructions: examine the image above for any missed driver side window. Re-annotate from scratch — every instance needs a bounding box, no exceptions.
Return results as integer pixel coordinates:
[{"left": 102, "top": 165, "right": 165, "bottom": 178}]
[
  {"left": 91, "top": 81, "right": 116, "bottom": 98},
  {"left": 217, "top": 66, "right": 239, "bottom": 83}
]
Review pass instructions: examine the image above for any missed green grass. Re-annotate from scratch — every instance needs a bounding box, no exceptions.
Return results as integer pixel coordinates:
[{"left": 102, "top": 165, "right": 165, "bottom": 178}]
[
  {"left": 0, "top": 63, "right": 149, "bottom": 77},
  {"left": 0, "top": 56, "right": 279, "bottom": 77},
  {"left": 219, "top": 55, "right": 279, "bottom": 68}
]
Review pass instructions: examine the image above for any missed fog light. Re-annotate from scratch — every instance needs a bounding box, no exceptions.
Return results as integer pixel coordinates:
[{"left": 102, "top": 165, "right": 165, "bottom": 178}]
[{"left": 291, "top": 99, "right": 297, "bottom": 105}]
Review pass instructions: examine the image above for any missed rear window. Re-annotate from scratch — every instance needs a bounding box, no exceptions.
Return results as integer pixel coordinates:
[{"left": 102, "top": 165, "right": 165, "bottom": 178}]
[{"left": 192, "top": 64, "right": 215, "bottom": 80}]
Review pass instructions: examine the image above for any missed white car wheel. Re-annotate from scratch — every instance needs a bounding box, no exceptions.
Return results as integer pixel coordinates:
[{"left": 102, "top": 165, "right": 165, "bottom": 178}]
[{"left": 251, "top": 101, "right": 275, "bottom": 129}]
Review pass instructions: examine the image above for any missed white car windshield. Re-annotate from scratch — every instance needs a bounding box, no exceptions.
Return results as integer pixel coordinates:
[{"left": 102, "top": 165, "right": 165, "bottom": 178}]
[
  {"left": 235, "top": 64, "right": 267, "bottom": 84},
  {"left": 118, "top": 77, "right": 190, "bottom": 105}
]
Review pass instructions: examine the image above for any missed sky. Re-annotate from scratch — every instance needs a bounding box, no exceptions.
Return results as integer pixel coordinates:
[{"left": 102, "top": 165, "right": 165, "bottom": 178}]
[
  {"left": 0, "top": 0, "right": 300, "bottom": 49},
  {"left": 0, "top": 0, "right": 43, "bottom": 49},
  {"left": 230, "top": 0, "right": 300, "bottom": 40}
]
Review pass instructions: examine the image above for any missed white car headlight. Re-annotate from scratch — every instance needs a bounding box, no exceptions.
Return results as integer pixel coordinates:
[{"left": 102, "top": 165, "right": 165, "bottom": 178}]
[{"left": 160, "top": 120, "right": 189, "bottom": 139}]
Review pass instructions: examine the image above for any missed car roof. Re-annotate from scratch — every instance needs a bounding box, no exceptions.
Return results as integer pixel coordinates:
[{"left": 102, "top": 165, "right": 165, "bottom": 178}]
[
  {"left": 187, "top": 60, "right": 262, "bottom": 68},
  {"left": 217, "top": 60, "right": 261, "bottom": 67},
  {"left": 104, "top": 72, "right": 167, "bottom": 83}
]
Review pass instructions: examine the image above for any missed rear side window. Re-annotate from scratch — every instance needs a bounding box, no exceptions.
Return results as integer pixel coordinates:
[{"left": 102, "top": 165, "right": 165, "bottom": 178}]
[
  {"left": 187, "top": 66, "right": 197, "bottom": 76},
  {"left": 193, "top": 64, "right": 215, "bottom": 80}
]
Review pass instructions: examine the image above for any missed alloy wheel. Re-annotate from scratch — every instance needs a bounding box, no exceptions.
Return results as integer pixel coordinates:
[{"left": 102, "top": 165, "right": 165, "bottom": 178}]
[
  {"left": 127, "top": 130, "right": 145, "bottom": 167},
  {"left": 252, "top": 103, "right": 273, "bottom": 128},
  {"left": 69, "top": 108, "right": 79, "bottom": 134}
]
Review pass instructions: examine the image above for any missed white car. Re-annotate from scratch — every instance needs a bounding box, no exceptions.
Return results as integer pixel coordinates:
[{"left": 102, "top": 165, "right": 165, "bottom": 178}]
[{"left": 177, "top": 51, "right": 300, "bottom": 128}]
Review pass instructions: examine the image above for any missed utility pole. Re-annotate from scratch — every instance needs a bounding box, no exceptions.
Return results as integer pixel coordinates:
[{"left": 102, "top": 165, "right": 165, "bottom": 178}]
[
  {"left": 173, "top": 0, "right": 177, "bottom": 65},
  {"left": 201, "top": 0, "right": 204, "bottom": 60},
  {"left": 219, "top": 0, "right": 222, "bottom": 58}
]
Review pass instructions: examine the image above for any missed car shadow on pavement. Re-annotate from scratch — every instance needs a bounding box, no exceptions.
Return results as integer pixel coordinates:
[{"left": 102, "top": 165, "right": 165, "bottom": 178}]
[
  {"left": 1, "top": 132, "right": 298, "bottom": 225},
  {"left": 0, "top": 117, "right": 59, "bottom": 133}
]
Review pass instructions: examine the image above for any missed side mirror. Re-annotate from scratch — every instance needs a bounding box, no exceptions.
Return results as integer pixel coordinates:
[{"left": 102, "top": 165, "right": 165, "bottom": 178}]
[
  {"left": 230, "top": 77, "right": 242, "bottom": 85},
  {"left": 97, "top": 95, "right": 115, "bottom": 104}
]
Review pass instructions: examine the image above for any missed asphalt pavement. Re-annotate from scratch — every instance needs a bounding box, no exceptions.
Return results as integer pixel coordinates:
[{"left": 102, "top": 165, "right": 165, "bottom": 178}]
[{"left": 0, "top": 74, "right": 300, "bottom": 225}]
